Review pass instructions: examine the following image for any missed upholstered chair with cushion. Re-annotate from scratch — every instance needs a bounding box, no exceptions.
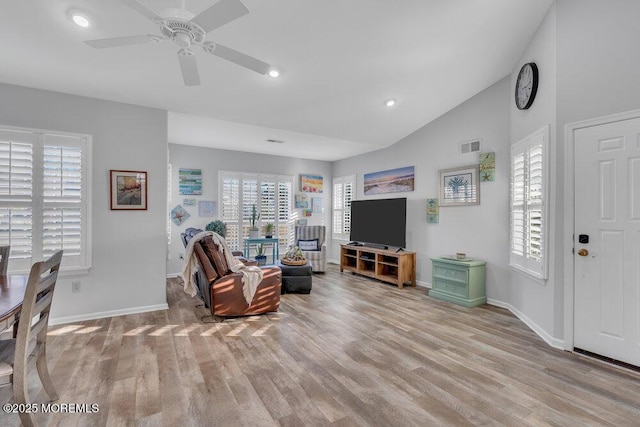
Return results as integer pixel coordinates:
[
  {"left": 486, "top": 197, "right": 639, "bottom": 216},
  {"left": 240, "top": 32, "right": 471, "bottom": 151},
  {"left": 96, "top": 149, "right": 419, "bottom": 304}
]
[{"left": 295, "top": 225, "right": 327, "bottom": 272}]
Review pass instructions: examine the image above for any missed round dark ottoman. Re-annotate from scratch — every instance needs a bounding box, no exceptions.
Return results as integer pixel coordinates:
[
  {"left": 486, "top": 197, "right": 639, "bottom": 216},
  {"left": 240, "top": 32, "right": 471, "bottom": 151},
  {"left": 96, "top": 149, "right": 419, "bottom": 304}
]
[{"left": 276, "top": 261, "right": 312, "bottom": 294}]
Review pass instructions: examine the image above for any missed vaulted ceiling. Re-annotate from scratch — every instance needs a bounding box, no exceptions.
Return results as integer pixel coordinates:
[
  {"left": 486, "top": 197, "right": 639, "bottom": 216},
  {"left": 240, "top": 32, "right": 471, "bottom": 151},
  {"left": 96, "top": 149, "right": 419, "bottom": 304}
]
[{"left": 0, "top": 0, "right": 553, "bottom": 160}]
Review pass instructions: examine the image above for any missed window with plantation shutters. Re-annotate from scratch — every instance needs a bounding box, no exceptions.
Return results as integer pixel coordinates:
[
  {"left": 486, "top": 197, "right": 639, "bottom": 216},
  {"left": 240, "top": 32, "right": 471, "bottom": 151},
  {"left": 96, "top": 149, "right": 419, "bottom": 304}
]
[
  {"left": 219, "top": 171, "right": 293, "bottom": 252},
  {"left": 332, "top": 175, "right": 355, "bottom": 240},
  {"left": 510, "top": 126, "right": 548, "bottom": 280},
  {"left": 0, "top": 126, "right": 90, "bottom": 274}
]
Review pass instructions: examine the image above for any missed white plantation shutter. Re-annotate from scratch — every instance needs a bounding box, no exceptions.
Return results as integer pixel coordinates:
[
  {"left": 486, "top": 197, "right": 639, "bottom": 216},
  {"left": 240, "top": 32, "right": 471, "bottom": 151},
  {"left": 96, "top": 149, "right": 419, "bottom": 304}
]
[
  {"left": 510, "top": 126, "right": 548, "bottom": 279},
  {"left": 220, "top": 171, "right": 293, "bottom": 251},
  {"left": 0, "top": 127, "right": 90, "bottom": 273},
  {"left": 333, "top": 175, "right": 355, "bottom": 240}
]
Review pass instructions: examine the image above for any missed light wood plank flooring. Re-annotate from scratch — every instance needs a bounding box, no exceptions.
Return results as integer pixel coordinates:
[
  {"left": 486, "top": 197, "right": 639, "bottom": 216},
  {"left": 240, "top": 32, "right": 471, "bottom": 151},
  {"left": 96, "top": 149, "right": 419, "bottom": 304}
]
[{"left": 1, "top": 264, "right": 639, "bottom": 426}]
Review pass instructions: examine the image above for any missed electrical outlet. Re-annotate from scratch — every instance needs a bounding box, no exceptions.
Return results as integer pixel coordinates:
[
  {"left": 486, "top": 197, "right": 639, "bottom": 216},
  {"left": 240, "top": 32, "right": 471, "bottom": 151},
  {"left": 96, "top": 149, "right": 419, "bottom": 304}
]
[
  {"left": 72, "top": 281, "right": 81, "bottom": 293},
  {"left": 167, "top": 252, "right": 172, "bottom": 261}
]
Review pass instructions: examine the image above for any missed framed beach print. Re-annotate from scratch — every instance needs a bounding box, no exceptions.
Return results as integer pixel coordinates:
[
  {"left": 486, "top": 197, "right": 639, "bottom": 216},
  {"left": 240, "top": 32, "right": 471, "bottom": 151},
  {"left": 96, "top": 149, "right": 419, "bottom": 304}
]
[
  {"left": 438, "top": 165, "right": 480, "bottom": 206},
  {"left": 110, "top": 170, "right": 147, "bottom": 210}
]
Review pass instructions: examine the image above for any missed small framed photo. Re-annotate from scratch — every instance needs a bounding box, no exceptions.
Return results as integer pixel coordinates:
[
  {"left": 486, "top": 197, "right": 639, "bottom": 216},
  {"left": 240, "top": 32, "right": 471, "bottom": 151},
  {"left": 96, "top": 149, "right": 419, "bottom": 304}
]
[
  {"left": 439, "top": 165, "right": 480, "bottom": 206},
  {"left": 198, "top": 200, "right": 216, "bottom": 217},
  {"left": 110, "top": 170, "right": 147, "bottom": 210}
]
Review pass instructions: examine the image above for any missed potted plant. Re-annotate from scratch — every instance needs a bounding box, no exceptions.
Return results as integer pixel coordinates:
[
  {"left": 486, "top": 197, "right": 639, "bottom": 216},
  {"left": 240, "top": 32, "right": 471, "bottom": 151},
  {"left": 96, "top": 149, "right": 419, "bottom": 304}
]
[
  {"left": 205, "top": 220, "right": 227, "bottom": 237},
  {"left": 264, "top": 222, "right": 275, "bottom": 238},
  {"left": 248, "top": 204, "right": 261, "bottom": 238},
  {"left": 255, "top": 243, "right": 267, "bottom": 266}
]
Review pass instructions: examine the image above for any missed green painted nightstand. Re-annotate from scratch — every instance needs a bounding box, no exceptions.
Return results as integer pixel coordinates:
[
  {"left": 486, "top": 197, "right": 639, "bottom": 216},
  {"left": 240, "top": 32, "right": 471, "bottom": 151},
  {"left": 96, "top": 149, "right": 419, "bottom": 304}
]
[{"left": 429, "top": 257, "right": 487, "bottom": 307}]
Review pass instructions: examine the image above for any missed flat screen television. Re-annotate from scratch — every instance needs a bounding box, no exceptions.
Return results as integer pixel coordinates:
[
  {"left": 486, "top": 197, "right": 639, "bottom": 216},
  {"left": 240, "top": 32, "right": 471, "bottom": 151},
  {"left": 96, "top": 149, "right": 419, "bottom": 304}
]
[{"left": 350, "top": 197, "right": 406, "bottom": 248}]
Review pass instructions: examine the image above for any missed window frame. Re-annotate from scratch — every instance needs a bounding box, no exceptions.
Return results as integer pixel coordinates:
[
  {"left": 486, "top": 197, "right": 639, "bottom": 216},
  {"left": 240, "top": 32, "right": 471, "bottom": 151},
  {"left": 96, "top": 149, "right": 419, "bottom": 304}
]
[
  {"left": 219, "top": 171, "right": 294, "bottom": 252},
  {"left": 509, "top": 125, "right": 549, "bottom": 280},
  {"left": 332, "top": 175, "right": 356, "bottom": 241},
  {"left": 0, "top": 125, "right": 92, "bottom": 275}
]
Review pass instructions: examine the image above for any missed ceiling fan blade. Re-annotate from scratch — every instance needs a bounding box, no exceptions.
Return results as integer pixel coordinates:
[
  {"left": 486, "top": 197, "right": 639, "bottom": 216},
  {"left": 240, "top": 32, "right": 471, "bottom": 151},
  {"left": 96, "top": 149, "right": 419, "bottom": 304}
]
[
  {"left": 204, "top": 43, "right": 270, "bottom": 74},
  {"left": 119, "top": 0, "right": 162, "bottom": 21},
  {"left": 84, "top": 34, "right": 156, "bottom": 49},
  {"left": 191, "top": 0, "right": 249, "bottom": 33},
  {"left": 177, "top": 50, "right": 201, "bottom": 86}
]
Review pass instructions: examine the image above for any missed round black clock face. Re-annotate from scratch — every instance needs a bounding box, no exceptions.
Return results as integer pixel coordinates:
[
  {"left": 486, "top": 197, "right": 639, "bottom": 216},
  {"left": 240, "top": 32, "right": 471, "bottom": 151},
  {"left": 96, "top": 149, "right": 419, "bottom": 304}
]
[{"left": 515, "top": 62, "right": 539, "bottom": 110}]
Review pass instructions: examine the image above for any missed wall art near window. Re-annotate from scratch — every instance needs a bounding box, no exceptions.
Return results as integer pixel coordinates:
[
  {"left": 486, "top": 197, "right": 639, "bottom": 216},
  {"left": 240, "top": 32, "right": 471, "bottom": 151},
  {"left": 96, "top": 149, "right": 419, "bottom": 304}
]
[
  {"left": 198, "top": 200, "right": 216, "bottom": 217},
  {"left": 183, "top": 198, "right": 196, "bottom": 206},
  {"left": 439, "top": 165, "right": 480, "bottom": 206},
  {"left": 312, "top": 197, "right": 323, "bottom": 213},
  {"left": 479, "top": 152, "right": 495, "bottom": 182},
  {"left": 300, "top": 174, "right": 323, "bottom": 193},
  {"left": 295, "top": 194, "right": 309, "bottom": 209},
  {"left": 110, "top": 170, "right": 147, "bottom": 210},
  {"left": 171, "top": 204, "right": 190, "bottom": 225},
  {"left": 364, "top": 166, "right": 415, "bottom": 195},
  {"left": 179, "top": 168, "right": 202, "bottom": 195},
  {"left": 426, "top": 198, "right": 439, "bottom": 223},
  {"left": 295, "top": 219, "right": 308, "bottom": 226},
  {"left": 302, "top": 209, "right": 313, "bottom": 217}
]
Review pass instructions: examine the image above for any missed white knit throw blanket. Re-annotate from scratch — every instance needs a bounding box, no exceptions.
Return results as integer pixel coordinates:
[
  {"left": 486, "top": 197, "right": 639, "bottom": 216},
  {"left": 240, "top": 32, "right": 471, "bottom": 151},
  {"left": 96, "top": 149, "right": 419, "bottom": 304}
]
[{"left": 181, "top": 231, "right": 264, "bottom": 305}]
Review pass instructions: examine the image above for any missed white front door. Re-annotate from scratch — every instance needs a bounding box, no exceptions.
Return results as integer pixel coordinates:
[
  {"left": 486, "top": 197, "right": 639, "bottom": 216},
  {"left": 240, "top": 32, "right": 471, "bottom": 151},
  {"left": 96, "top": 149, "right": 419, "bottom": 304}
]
[{"left": 574, "top": 117, "right": 640, "bottom": 366}]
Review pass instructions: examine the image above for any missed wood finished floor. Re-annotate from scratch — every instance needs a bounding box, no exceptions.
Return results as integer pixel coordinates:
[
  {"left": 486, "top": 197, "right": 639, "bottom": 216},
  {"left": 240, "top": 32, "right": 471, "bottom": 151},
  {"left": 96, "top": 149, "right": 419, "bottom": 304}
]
[{"left": 1, "top": 264, "right": 639, "bottom": 426}]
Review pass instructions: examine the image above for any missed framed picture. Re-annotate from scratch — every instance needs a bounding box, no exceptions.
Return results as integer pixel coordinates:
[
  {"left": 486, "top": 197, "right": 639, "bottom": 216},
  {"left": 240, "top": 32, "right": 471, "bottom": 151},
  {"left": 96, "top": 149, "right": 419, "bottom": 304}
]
[
  {"left": 198, "top": 200, "right": 216, "bottom": 217},
  {"left": 170, "top": 205, "right": 190, "bottom": 225},
  {"left": 300, "top": 174, "right": 323, "bottom": 193},
  {"left": 439, "top": 165, "right": 480, "bottom": 206},
  {"left": 426, "top": 198, "right": 439, "bottom": 223},
  {"left": 110, "top": 170, "right": 147, "bottom": 210},
  {"left": 364, "top": 166, "right": 415, "bottom": 195},
  {"left": 179, "top": 168, "right": 202, "bottom": 195}
]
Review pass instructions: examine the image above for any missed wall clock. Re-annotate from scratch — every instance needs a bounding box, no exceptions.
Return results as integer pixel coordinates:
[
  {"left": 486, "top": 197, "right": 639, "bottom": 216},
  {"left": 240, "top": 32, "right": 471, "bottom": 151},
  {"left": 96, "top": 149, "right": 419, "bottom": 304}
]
[{"left": 515, "top": 62, "right": 539, "bottom": 110}]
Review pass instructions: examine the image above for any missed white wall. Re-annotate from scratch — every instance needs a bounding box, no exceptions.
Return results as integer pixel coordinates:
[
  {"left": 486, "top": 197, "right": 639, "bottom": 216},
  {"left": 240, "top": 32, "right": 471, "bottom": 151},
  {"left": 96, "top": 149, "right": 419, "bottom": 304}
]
[
  {"left": 333, "top": 77, "right": 511, "bottom": 297},
  {"left": 554, "top": 0, "right": 640, "bottom": 340},
  {"left": 509, "top": 5, "right": 559, "bottom": 343},
  {"left": 0, "top": 83, "right": 168, "bottom": 323},
  {"left": 167, "top": 144, "right": 333, "bottom": 275}
]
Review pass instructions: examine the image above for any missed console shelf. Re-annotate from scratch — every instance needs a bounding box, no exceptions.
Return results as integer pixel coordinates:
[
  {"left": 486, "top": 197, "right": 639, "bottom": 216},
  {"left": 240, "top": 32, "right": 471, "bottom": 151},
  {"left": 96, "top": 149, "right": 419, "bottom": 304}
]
[{"left": 340, "top": 244, "right": 416, "bottom": 288}]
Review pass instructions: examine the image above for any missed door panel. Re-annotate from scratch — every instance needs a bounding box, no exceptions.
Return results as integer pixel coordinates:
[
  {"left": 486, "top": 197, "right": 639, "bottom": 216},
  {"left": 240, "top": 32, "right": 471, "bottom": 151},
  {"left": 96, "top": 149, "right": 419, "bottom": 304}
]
[{"left": 574, "top": 117, "right": 640, "bottom": 366}]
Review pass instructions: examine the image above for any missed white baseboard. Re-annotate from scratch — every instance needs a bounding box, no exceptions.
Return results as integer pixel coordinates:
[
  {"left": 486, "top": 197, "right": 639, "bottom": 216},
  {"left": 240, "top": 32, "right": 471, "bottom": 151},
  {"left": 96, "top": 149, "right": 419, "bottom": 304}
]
[
  {"left": 327, "top": 259, "right": 339, "bottom": 265},
  {"left": 167, "top": 273, "right": 180, "bottom": 279},
  {"left": 416, "top": 280, "right": 431, "bottom": 289},
  {"left": 487, "top": 298, "right": 564, "bottom": 349},
  {"left": 49, "top": 303, "right": 169, "bottom": 326}
]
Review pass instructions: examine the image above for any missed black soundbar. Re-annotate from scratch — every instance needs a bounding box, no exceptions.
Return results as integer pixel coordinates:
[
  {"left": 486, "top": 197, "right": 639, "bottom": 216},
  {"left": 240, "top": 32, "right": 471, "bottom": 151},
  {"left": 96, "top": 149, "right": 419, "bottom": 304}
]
[{"left": 347, "top": 241, "right": 363, "bottom": 246}]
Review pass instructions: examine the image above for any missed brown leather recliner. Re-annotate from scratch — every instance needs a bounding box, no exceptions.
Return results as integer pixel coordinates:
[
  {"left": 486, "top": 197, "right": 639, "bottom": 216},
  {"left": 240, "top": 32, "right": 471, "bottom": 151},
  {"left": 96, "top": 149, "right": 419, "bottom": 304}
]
[{"left": 191, "top": 234, "right": 281, "bottom": 317}]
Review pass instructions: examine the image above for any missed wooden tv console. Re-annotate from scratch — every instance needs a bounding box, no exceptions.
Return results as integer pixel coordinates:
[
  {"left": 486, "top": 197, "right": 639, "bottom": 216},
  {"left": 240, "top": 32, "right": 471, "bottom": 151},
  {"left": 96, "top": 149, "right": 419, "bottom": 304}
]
[{"left": 340, "top": 244, "right": 416, "bottom": 288}]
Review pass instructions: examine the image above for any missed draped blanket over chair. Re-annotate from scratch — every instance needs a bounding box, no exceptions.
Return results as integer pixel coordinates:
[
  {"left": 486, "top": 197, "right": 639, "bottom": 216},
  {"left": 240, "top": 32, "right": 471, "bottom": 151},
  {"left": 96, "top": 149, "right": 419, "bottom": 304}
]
[{"left": 181, "top": 229, "right": 281, "bottom": 317}]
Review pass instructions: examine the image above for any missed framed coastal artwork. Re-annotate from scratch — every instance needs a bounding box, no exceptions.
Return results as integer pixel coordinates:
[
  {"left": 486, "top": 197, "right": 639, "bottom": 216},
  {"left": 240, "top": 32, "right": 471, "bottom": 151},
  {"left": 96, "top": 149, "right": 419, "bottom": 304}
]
[
  {"left": 110, "top": 170, "right": 147, "bottom": 210},
  {"left": 171, "top": 204, "right": 190, "bottom": 225},
  {"left": 479, "top": 152, "right": 496, "bottom": 182},
  {"left": 198, "top": 201, "right": 216, "bottom": 217},
  {"left": 300, "top": 174, "right": 323, "bottom": 193},
  {"left": 364, "top": 166, "right": 415, "bottom": 195},
  {"left": 179, "top": 168, "right": 202, "bottom": 195},
  {"left": 438, "top": 165, "right": 480, "bottom": 206}
]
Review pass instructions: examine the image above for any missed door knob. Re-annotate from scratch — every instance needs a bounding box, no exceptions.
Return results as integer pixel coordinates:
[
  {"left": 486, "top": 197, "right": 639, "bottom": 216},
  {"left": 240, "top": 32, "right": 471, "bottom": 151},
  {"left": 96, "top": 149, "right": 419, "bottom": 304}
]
[{"left": 577, "top": 249, "right": 589, "bottom": 256}]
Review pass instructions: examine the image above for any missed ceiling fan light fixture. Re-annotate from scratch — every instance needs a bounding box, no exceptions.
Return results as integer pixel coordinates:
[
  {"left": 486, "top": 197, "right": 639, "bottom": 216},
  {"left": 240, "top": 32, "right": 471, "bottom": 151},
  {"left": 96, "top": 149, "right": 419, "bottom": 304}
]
[
  {"left": 384, "top": 98, "right": 397, "bottom": 108},
  {"left": 69, "top": 11, "right": 91, "bottom": 28}
]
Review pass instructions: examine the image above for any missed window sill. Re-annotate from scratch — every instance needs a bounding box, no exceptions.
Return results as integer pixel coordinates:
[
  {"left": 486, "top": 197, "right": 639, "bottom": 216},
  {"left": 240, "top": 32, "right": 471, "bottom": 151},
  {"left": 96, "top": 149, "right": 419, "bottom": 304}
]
[{"left": 509, "top": 263, "right": 547, "bottom": 284}]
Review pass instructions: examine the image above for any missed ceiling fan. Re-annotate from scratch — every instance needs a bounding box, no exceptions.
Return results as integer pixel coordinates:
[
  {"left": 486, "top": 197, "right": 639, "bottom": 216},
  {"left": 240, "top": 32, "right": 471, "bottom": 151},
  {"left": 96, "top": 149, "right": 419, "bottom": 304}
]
[{"left": 84, "top": 0, "right": 273, "bottom": 86}]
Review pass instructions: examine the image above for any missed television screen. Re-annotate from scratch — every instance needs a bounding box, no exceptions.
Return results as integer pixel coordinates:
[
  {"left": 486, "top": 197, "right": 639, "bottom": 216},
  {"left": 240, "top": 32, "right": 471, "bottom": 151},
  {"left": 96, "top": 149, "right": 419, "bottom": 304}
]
[{"left": 350, "top": 198, "right": 407, "bottom": 248}]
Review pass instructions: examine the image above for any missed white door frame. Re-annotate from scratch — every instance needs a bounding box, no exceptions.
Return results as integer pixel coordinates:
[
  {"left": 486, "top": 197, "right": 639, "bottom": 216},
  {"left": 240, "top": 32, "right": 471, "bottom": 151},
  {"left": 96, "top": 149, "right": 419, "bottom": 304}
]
[{"left": 563, "top": 108, "right": 640, "bottom": 351}]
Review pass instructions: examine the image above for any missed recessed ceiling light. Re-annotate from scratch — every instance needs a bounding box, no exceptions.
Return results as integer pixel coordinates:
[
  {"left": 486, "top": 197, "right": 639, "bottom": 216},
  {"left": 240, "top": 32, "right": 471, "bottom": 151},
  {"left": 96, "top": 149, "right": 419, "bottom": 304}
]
[
  {"left": 268, "top": 69, "right": 280, "bottom": 78},
  {"left": 384, "top": 98, "right": 397, "bottom": 108},
  {"left": 70, "top": 11, "right": 91, "bottom": 28}
]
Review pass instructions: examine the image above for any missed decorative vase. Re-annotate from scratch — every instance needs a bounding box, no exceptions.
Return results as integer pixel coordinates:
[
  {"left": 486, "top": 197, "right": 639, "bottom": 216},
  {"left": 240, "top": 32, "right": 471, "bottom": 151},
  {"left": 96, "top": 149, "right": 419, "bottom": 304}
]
[
  {"left": 255, "top": 255, "right": 267, "bottom": 266},
  {"left": 249, "top": 229, "right": 259, "bottom": 238},
  {"left": 265, "top": 234, "right": 273, "bottom": 239}
]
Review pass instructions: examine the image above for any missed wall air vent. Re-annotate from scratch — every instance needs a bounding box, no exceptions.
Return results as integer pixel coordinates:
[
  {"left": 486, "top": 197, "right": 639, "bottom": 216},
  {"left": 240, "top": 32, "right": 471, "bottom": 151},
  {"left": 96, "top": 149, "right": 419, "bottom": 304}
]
[
  {"left": 266, "top": 139, "right": 285, "bottom": 144},
  {"left": 460, "top": 139, "right": 481, "bottom": 155}
]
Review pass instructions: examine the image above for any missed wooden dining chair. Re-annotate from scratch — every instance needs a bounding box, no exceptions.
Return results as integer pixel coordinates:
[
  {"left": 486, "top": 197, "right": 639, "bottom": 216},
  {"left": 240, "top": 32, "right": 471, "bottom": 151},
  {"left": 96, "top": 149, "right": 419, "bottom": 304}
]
[
  {"left": 0, "top": 245, "right": 10, "bottom": 275},
  {"left": 0, "top": 250, "right": 63, "bottom": 427}
]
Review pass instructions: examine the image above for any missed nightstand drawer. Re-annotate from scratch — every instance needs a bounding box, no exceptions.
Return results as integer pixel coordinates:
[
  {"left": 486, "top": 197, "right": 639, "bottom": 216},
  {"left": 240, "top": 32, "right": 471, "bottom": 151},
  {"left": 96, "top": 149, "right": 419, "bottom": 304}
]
[
  {"left": 433, "top": 265, "right": 468, "bottom": 284},
  {"left": 432, "top": 278, "right": 468, "bottom": 298}
]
